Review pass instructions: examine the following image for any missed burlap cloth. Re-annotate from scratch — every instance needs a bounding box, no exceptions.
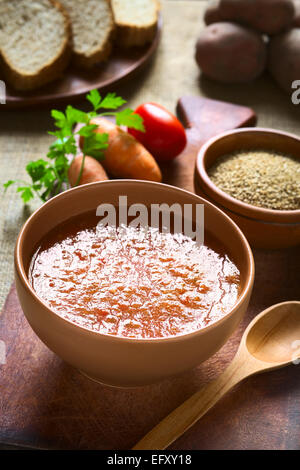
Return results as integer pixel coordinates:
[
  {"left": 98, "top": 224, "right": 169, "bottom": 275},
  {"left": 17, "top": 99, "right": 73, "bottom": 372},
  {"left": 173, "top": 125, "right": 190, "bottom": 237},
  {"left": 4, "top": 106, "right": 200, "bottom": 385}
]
[{"left": 0, "top": 0, "right": 300, "bottom": 310}]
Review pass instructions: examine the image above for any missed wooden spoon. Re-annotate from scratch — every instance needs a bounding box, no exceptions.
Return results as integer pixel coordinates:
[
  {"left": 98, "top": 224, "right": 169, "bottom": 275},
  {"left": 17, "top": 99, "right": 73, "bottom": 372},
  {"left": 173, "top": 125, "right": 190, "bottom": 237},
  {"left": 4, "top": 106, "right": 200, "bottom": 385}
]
[{"left": 133, "top": 301, "right": 300, "bottom": 450}]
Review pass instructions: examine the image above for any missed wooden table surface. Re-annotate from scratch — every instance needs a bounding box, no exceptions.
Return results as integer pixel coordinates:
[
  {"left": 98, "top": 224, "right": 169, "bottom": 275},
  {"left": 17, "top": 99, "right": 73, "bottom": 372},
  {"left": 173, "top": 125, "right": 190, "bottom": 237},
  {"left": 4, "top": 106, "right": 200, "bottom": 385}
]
[
  {"left": 0, "top": 94, "right": 299, "bottom": 450},
  {"left": 0, "top": 0, "right": 300, "bottom": 451}
]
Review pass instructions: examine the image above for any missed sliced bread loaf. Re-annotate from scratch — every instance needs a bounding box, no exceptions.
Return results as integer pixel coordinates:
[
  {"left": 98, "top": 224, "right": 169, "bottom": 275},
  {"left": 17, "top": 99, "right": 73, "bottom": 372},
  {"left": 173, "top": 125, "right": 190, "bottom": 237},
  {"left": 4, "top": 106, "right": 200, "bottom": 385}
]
[
  {"left": 59, "top": 0, "right": 114, "bottom": 67},
  {"left": 111, "top": 0, "right": 160, "bottom": 47},
  {"left": 0, "top": 0, "right": 71, "bottom": 91}
]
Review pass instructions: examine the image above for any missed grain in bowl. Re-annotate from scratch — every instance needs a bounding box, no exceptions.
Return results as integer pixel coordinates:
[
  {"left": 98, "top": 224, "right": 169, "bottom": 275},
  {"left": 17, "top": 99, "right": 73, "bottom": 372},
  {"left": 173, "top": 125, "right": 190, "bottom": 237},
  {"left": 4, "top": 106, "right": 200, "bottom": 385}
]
[
  {"left": 208, "top": 149, "right": 300, "bottom": 211},
  {"left": 195, "top": 128, "right": 300, "bottom": 249}
]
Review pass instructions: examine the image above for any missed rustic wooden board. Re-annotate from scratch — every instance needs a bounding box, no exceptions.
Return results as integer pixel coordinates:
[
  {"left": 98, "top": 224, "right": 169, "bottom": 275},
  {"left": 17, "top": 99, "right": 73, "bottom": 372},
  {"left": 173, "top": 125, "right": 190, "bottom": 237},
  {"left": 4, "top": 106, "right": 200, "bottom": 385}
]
[
  {"left": 161, "top": 95, "right": 256, "bottom": 191},
  {"left": 0, "top": 97, "right": 299, "bottom": 450}
]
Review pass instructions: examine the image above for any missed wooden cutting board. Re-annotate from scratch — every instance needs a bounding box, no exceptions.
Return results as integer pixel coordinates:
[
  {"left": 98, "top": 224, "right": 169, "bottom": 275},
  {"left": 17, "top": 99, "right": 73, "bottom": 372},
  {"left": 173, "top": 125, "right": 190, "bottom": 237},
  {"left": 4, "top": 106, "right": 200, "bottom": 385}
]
[{"left": 0, "top": 97, "right": 299, "bottom": 450}]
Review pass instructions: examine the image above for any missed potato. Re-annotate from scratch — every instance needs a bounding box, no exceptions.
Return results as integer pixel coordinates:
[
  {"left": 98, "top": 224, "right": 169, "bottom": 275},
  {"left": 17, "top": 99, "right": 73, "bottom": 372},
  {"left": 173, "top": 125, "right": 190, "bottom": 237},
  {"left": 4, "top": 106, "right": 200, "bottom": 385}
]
[
  {"left": 268, "top": 28, "right": 300, "bottom": 92},
  {"left": 293, "top": 0, "right": 300, "bottom": 26},
  {"left": 195, "top": 22, "right": 267, "bottom": 83},
  {"left": 219, "top": 0, "right": 295, "bottom": 34},
  {"left": 204, "top": 0, "right": 223, "bottom": 25}
]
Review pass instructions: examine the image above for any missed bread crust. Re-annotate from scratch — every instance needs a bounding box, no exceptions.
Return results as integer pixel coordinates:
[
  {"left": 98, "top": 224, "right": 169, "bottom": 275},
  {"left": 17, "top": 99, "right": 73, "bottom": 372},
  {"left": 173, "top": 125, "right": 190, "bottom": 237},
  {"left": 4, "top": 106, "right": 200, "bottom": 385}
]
[
  {"left": 0, "top": 0, "right": 72, "bottom": 91},
  {"left": 69, "top": 0, "right": 115, "bottom": 68},
  {"left": 73, "top": 36, "right": 113, "bottom": 67},
  {"left": 0, "top": 0, "right": 161, "bottom": 88},
  {"left": 113, "top": 0, "right": 160, "bottom": 48}
]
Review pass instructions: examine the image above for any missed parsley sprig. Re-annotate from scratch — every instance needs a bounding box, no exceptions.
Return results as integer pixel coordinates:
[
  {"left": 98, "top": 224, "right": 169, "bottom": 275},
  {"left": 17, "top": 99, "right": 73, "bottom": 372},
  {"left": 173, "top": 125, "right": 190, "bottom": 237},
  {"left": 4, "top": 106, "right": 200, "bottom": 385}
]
[{"left": 4, "top": 90, "right": 144, "bottom": 203}]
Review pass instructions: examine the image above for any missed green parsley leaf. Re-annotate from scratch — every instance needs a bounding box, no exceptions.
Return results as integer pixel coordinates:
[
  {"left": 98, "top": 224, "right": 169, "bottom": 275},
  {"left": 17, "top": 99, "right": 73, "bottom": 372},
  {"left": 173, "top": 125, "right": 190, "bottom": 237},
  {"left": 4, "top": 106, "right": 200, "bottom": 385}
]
[
  {"left": 77, "top": 124, "right": 98, "bottom": 137},
  {"left": 26, "top": 160, "right": 48, "bottom": 182},
  {"left": 66, "top": 106, "right": 89, "bottom": 126},
  {"left": 100, "top": 92, "right": 127, "bottom": 109},
  {"left": 41, "top": 170, "right": 56, "bottom": 190},
  {"left": 40, "top": 187, "right": 53, "bottom": 201},
  {"left": 83, "top": 132, "right": 109, "bottom": 160},
  {"left": 51, "top": 110, "right": 66, "bottom": 129},
  {"left": 3, "top": 180, "right": 14, "bottom": 191},
  {"left": 17, "top": 186, "right": 34, "bottom": 203},
  {"left": 4, "top": 89, "right": 145, "bottom": 204},
  {"left": 116, "top": 109, "right": 145, "bottom": 131},
  {"left": 54, "top": 155, "right": 69, "bottom": 179},
  {"left": 86, "top": 89, "right": 102, "bottom": 110}
]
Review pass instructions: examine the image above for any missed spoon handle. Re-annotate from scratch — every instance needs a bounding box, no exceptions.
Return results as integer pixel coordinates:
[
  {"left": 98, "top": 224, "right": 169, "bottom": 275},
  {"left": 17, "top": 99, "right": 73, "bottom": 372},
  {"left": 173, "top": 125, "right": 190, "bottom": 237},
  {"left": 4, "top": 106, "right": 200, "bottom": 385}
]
[{"left": 133, "top": 355, "right": 258, "bottom": 450}]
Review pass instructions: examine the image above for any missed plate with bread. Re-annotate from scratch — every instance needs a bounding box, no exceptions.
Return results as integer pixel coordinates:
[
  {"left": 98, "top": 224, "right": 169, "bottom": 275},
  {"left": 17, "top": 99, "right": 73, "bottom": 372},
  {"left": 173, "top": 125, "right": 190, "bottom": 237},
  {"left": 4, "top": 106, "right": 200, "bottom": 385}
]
[{"left": 0, "top": 0, "right": 161, "bottom": 108}]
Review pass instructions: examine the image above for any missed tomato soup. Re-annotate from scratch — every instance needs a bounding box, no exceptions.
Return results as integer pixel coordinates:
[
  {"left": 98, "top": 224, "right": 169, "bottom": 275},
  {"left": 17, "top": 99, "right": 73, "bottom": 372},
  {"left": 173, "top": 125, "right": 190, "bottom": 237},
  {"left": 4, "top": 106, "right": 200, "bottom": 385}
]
[{"left": 29, "top": 214, "right": 241, "bottom": 339}]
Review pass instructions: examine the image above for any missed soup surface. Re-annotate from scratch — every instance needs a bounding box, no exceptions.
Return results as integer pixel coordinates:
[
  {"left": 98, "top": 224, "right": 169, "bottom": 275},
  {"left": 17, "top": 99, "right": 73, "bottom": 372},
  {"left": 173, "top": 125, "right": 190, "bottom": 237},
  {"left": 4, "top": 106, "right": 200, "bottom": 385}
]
[{"left": 29, "top": 214, "right": 241, "bottom": 338}]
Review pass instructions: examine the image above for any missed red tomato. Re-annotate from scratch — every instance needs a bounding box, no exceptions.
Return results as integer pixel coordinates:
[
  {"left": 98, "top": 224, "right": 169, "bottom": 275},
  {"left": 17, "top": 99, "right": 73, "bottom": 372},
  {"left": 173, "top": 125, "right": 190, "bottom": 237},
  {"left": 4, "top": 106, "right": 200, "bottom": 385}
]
[{"left": 128, "top": 103, "right": 187, "bottom": 162}]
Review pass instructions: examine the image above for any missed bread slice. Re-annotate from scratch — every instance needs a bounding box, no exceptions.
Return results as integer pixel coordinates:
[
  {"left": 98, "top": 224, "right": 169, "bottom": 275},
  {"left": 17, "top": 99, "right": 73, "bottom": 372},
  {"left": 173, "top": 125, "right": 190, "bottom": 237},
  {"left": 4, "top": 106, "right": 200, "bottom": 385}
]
[
  {"left": 0, "top": 0, "right": 71, "bottom": 91},
  {"left": 59, "top": 0, "right": 114, "bottom": 67},
  {"left": 111, "top": 0, "right": 160, "bottom": 48}
]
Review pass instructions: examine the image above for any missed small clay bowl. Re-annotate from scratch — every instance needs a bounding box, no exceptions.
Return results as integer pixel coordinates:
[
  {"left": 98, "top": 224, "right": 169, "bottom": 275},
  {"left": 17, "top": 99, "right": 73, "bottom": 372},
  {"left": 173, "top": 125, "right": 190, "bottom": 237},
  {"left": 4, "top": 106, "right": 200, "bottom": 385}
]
[
  {"left": 15, "top": 180, "right": 254, "bottom": 387},
  {"left": 195, "top": 128, "right": 300, "bottom": 249}
]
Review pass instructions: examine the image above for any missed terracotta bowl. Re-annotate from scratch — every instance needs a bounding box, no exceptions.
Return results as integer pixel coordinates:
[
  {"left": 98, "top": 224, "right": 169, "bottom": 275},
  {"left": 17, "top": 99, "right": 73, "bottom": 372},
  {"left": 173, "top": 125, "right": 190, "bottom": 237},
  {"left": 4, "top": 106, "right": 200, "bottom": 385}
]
[
  {"left": 15, "top": 180, "right": 254, "bottom": 387},
  {"left": 195, "top": 128, "right": 300, "bottom": 249}
]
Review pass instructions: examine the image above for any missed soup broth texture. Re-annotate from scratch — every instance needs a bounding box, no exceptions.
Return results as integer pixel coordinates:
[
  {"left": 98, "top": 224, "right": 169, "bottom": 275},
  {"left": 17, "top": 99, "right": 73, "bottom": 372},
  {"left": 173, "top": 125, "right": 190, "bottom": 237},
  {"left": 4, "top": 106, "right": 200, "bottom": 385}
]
[{"left": 29, "top": 215, "right": 241, "bottom": 339}]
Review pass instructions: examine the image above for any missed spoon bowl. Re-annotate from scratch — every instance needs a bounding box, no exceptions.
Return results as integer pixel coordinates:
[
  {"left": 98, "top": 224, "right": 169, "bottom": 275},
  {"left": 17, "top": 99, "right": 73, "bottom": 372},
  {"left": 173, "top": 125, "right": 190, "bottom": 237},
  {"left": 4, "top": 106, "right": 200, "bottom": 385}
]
[
  {"left": 133, "top": 301, "right": 300, "bottom": 450},
  {"left": 245, "top": 302, "right": 300, "bottom": 365}
]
